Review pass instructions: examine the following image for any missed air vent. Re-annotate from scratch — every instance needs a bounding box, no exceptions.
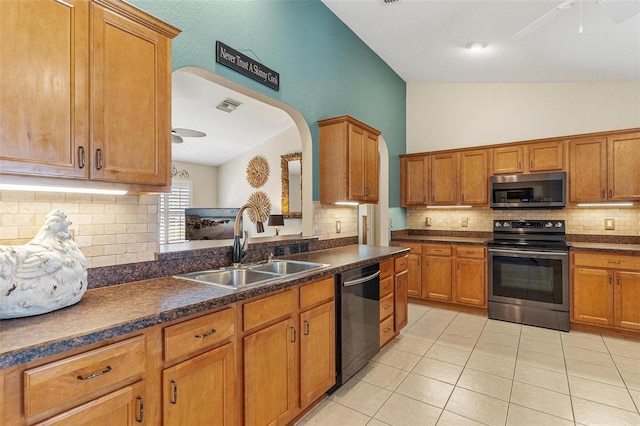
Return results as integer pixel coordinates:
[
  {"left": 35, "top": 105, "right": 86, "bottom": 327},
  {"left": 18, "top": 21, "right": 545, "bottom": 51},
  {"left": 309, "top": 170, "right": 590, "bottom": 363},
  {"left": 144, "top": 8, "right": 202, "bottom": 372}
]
[{"left": 215, "top": 98, "right": 242, "bottom": 113}]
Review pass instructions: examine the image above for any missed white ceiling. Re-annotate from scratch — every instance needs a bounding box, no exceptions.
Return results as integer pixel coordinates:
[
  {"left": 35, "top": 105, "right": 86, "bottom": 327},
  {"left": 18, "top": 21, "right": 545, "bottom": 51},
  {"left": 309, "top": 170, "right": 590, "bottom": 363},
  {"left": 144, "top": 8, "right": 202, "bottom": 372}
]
[
  {"left": 322, "top": 0, "right": 640, "bottom": 83},
  {"left": 172, "top": 69, "right": 295, "bottom": 167}
]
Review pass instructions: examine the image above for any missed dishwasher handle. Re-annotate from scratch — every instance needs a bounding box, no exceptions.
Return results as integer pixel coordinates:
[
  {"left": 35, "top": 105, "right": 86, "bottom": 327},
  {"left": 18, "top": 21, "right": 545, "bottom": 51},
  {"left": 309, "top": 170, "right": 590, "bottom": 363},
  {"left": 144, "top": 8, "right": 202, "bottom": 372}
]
[{"left": 343, "top": 271, "right": 380, "bottom": 287}]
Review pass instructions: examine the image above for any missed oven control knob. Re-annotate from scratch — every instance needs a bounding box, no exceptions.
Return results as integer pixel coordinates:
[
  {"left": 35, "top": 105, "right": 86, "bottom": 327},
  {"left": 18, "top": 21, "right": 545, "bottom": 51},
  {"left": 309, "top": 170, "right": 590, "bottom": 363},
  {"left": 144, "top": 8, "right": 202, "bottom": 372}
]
[
  {"left": 555, "top": 222, "right": 563, "bottom": 228},
  {"left": 495, "top": 221, "right": 501, "bottom": 227},
  {"left": 503, "top": 222, "right": 510, "bottom": 227},
  {"left": 544, "top": 222, "right": 553, "bottom": 228}
]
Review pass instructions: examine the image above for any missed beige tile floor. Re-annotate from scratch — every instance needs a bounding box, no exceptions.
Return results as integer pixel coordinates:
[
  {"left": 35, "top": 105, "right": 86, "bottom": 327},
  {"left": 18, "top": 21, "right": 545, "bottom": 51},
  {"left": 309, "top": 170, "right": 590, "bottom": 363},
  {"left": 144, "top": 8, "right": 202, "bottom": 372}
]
[{"left": 297, "top": 303, "right": 640, "bottom": 426}]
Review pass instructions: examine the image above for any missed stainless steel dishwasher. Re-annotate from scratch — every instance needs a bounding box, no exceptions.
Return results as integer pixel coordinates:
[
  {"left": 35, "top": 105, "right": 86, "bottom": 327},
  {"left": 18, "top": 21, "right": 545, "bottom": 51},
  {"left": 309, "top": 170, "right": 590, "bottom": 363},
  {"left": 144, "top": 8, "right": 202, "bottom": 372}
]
[{"left": 331, "top": 262, "right": 380, "bottom": 392}]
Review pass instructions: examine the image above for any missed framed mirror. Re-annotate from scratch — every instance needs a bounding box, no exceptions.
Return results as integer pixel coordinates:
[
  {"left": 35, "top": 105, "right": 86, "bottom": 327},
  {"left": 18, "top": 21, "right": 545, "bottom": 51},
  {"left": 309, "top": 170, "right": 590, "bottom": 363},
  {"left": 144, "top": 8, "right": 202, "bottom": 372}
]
[{"left": 281, "top": 152, "right": 302, "bottom": 219}]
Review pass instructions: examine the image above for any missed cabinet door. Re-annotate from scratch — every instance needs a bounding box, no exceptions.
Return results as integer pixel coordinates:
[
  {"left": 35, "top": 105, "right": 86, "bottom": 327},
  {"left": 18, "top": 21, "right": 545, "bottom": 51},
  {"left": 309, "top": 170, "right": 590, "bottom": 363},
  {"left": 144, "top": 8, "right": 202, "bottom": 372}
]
[
  {"left": 90, "top": 3, "right": 170, "bottom": 185},
  {"left": 407, "top": 253, "right": 423, "bottom": 298},
  {"left": 572, "top": 268, "right": 613, "bottom": 326},
  {"left": 163, "top": 343, "right": 236, "bottom": 426},
  {"left": 347, "top": 124, "right": 367, "bottom": 201},
  {"left": 402, "top": 156, "right": 429, "bottom": 205},
  {"left": 244, "top": 318, "right": 297, "bottom": 426},
  {"left": 608, "top": 132, "right": 640, "bottom": 201},
  {"left": 35, "top": 382, "right": 145, "bottom": 426},
  {"left": 430, "top": 153, "right": 458, "bottom": 205},
  {"left": 426, "top": 256, "right": 453, "bottom": 301},
  {"left": 460, "top": 150, "right": 488, "bottom": 205},
  {"left": 614, "top": 271, "right": 640, "bottom": 330},
  {"left": 0, "top": 0, "right": 88, "bottom": 179},
  {"left": 300, "top": 301, "right": 335, "bottom": 408},
  {"left": 528, "top": 141, "right": 564, "bottom": 172},
  {"left": 492, "top": 146, "right": 524, "bottom": 174},
  {"left": 364, "top": 131, "right": 379, "bottom": 202},
  {"left": 395, "top": 270, "right": 409, "bottom": 331},
  {"left": 455, "top": 258, "right": 486, "bottom": 307},
  {"left": 568, "top": 137, "right": 607, "bottom": 203}
]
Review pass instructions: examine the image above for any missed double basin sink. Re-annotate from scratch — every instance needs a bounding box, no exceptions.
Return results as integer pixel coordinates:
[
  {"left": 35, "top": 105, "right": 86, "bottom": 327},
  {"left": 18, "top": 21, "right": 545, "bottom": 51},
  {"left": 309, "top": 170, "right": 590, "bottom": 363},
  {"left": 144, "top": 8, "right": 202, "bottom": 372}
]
[{"left": 174, "top": 259, "right": 328, "bottom": 290}]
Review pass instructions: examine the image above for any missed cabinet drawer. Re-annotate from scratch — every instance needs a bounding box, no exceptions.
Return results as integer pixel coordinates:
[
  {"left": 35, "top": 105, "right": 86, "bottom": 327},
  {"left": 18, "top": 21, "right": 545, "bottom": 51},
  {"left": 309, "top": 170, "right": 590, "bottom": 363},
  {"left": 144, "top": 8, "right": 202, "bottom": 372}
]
[
  {"left": 164, "top": 307, "right": 235, "bottom": 363},
  {"left": 394, "top": 241, "right": 422, "bottom": 254},
  {"left": 380, "top": 276, "right": 394, "bottom": 298},
  {"left": 426, "top": 244, "right": 452, "bottom": 256},
  {"left": 243, "top": 289, "right": 296, "bottom": 331},
  {"left": 300, "top": 277, "right": 334, "bottom": 309},
  {"left": 573, "top": 252, "right": 640, "bottom": 271},
  {"left": 24, "top": 335, "right": 145, "bottom": 418},
  {"left": 380, "top": 258, "right": 394, "bottom": 280},
  {"left": 380, "top": 315, "right": 395, "bottom": 347},
  {"left": 455, "top": 246, "right": 486, "bottom": 259},
  {"left": 395, "top": 255, "right": 408, "bottom": 272},
  {"left": 380, "top": 293, "right": 394, "bottom": 321}
]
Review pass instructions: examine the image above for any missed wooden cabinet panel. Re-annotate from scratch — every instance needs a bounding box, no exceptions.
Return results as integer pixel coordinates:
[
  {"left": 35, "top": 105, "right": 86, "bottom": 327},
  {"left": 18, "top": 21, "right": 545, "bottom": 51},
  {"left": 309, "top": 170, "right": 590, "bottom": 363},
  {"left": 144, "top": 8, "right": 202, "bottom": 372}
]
[
  {"left": 493, "top": 146, "right": 524, "bottom": 174},
  {"left": 573, "top": 252, "right": 640, "bottom": 271},
  {"left": 35, "top": 382, "right": 145, "bottom": 426},
  {"left": 380, "top": 258, "right": 395, "bottom": 280},
  {"left": 0, "top": 0, "right": 89, "bottom": 179},
  {"left": 395, "top": 255, "right": 408, "bottom": 272},
  {"left": 300, "top": 302, "right": 335, "bottom": 408},
  {"left": 395, "top": 270, "right": 408, "bottom": 331},
  {"left": 572, "top": 267, "right": 613, "bottom": 326},
  {"left": 364, "top": 130, "right": 380, "bottom": 203},
  {"left": 379, "top": 315, "right": 395, "bottom": 347},
  {"left": 380, "top": 293, "right": 394, "bottom": 320},
  {"left": 299, "top": 277, "right": 334, "bottom": 310},
  {"left": 528, "top": 141, "right": 564, "bottom": 172},
  {"left": 426, "top": 245, "right": 452, "bottom": 256},
  {"left": 460, "top": 150, "right": 488, "bottom": 205},
  {"left": 431, "top": 153, "right": 458, "bottom": 205},
  {"left": 163, "top": 343, "right": 235, "bottom": 426},
  {"left": 568, "top": 137, "right": 608, "bottom": 203},
  {"left": 455, "top": 258, "right": 486, "bottom": 307},
  {"left": 25, "top": 335, "right": 146, "bottom": 419},
  {"left": 614, "top": 271, "right": 640, "bottom": 330},
  {"left": 380, "top": 276, "right": 394, "bottom": 298},
  {"left": 608, "top": 132, "right": 640, "bottom": 201},
  {"left": 348, "top": 124, "right": 367, "bottom": 201},
  {"left": 243, "top": 289, "right": 295, "bottom": 331},
  {"left": 90, "top": 3, "right": 171, "bottom": 185},
  {"left": 401, "top": 156, "right": 429, "bottom": 205},
  {"left": 407, "top": 253, "right": 423, "bottom": 297},
  {"left": 426, "top": 255, "right": 453, "bottom": 301},
  {"left": 243, "top": 318, "right": 297, "bottom": 426}
]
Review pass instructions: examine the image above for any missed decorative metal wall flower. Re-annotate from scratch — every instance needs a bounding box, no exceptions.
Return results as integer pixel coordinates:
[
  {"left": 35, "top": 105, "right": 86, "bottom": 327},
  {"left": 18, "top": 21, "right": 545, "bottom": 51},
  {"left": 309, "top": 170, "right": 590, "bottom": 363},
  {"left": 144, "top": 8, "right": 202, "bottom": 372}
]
[
  {"left": 246, "top": 155, "right": 269, "bottom": 188},
  {"left": 246, "top": 191, "right": 271, "bottom": 223}
]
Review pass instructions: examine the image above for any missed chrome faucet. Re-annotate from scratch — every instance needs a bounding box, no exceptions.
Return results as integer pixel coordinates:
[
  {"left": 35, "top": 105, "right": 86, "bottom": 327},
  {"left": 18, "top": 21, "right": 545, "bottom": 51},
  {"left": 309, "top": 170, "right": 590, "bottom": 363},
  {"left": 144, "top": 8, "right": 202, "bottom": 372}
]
[{"left": 232, "top": 203, "right": 265, "bottom": 267}]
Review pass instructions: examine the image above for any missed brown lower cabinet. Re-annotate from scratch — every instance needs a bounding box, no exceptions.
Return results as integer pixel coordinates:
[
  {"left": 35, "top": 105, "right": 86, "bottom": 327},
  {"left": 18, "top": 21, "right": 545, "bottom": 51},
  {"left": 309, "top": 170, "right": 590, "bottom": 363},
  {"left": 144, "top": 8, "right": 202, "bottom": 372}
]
[{"left": 572, "top": 251, "right": 640, "bottom": 332}]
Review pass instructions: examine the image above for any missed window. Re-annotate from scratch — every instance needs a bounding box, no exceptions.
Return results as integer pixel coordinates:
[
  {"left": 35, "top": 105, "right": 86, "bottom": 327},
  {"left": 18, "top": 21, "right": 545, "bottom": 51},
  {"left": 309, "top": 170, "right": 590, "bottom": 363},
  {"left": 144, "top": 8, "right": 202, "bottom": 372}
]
[{"left": 159, "top": 180, "right": 191, "bottom": 244}]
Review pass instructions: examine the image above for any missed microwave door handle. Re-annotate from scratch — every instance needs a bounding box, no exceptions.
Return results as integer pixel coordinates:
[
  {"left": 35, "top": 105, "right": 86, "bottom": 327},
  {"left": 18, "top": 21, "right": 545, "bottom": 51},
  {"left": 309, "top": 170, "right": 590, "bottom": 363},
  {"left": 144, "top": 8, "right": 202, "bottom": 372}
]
[
  {"left": 489, "top": 248, "right": 568, "bottom": 257},
  {"left": 343, "top": 271, "right": 380, "bottom": 287}
]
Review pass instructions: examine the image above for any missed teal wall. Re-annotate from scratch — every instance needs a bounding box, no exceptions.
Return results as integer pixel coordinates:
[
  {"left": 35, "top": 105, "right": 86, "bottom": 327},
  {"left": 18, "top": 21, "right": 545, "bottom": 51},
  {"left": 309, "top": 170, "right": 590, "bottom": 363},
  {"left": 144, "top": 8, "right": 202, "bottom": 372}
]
[{"left": 131, "top": 0, "right": 406, "bottom": 221}]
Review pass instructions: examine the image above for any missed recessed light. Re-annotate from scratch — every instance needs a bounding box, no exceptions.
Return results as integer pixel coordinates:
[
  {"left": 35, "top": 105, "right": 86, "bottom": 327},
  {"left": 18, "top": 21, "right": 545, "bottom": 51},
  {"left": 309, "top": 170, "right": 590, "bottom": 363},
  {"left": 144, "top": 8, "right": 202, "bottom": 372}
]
[{"left": 465, "top": 42, "right": 487, "bottom": 51}]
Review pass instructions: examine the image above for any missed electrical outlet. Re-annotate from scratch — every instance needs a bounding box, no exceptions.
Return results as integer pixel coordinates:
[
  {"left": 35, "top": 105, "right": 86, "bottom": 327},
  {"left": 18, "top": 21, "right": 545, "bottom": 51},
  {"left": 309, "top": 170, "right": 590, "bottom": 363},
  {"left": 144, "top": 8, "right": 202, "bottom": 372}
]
[
  {"left": 300, "top": 242, "right": 309, "bottom": 252},
  {"left": 425, "top": 217, "right": 432, "bottom": 227},
  {"left": 274, "top": 246, "right": 285, "bottom": 256},
  {"left": 389, "top": 218, "right": 394, "bottom": 228},
  {"left": 461, "top": 218, "right": 469, "bottom": 227},
  {"left": 289, "top": 244, "right": 300, "bottom": 254},
  {"left": 604, "top": 218, "right": 615, "bottom": 230},
  {"left": 336, "top": 220, "right": 341, "bottom": 233}
]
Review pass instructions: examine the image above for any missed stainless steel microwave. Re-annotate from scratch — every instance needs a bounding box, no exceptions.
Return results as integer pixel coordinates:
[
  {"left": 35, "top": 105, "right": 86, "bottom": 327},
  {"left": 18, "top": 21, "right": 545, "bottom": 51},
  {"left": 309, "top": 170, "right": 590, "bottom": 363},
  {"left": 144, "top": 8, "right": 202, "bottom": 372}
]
[{"left": 490, "top": 172, "right": 566, "bottom": 209}]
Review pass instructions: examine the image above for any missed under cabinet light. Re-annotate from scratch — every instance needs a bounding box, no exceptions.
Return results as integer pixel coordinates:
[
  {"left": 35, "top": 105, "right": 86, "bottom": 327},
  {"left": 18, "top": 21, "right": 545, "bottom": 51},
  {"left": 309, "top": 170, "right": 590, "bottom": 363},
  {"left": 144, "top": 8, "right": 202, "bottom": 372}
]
[
  {"left": 0, "top": 184, "right": 127, "bottom": 195},
  {"left": 426, "top": 205, "right": 472, "bottom": 209},
  {"left": 576, "top": 202, "right": 634, "bottom": 207},
  {"left": 335, "top": 201, "right": 359, "bottom": 206}
]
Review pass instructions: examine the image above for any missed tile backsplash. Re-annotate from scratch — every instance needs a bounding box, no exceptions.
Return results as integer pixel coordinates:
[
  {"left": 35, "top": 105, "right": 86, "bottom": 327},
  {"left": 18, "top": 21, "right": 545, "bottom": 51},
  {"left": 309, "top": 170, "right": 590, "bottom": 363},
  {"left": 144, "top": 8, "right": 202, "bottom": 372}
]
[
  {"left": 0, "top": 191, "right": 358, "bottom": 269},
  {"left": 407, "top": 206, "right": 640, "bottom": 236}
]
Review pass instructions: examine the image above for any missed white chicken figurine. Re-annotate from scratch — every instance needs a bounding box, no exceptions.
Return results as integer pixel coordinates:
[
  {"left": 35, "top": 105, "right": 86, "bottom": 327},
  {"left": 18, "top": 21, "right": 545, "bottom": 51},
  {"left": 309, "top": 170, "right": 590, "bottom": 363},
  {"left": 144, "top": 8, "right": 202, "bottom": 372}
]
[{"left": 0, "top": 209, "right": 87, "bottom": 319}]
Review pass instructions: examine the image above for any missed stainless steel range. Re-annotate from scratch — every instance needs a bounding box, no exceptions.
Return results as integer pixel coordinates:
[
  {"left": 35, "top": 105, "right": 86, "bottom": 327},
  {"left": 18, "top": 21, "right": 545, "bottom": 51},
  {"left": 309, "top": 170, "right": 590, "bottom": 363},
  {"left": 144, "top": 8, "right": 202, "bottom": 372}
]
[{"left": 488, "top": 220, "right": 569, "bottom": 331}]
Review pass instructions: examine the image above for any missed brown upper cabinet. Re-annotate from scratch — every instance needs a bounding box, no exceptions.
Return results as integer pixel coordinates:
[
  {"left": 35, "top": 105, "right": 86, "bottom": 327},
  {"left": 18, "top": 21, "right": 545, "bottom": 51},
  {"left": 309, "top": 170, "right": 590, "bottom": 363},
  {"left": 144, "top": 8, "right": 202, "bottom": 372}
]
[
  {"left": 401, "top": 149, "right": 488, "bottom": 206},
  {"left": 0, "top": 0, "right": 180, "bottom": 190},
  {"left": 492, "top": 141, "right": 564, "bottom": 175},
  {"left": 569, "top": 131, "right": 640, "bottom": 203},
  {"left": 319, "top": 115, "right": 381, "bottom": 204}
]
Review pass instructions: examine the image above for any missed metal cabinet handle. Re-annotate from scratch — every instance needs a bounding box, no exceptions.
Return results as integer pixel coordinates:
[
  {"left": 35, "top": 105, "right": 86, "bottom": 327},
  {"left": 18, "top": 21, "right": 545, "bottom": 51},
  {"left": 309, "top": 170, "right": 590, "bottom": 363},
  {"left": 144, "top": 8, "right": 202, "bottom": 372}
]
[
  {"left": 291, "top": 326, "right": 296, "bottom": 342},
  {"left": 195, "top": 328, "right": 217, "bottom": 339},
  {"left": 530, "top": 160, "right": 534, "bottom": 169},
  {"left": 616, "top": 276, "right": 621, "bottom": 285},
  {"left": 170, "top": 380, "right": 178, "bottom": 404},
  {"left": 602, "top": 190, "right": 605, "bottom": 199},
  {"left": 136, "top": 396, "right": 144, "bottom": 423},
  {"left": 608, "top": 274, "right": 612, "bottom": 285},
  {"left": 77, "top": 365, "right": 111, "bottom": 381},
  {"left": 304, "top": 320, "right": 310, "bottom": 335},
  {"left": 383, "top": 327, "right": 392, "bottom": 333},
  {"left": 518, "top": 161, "right": 522, "bottom": 170},
  {"left": 78, "top": 146, "right": 86, "bottom": 169},
  {"left": 96, "top": 149, "right": 103, "bottom": 170},
  {"left": 384, "top": 304, "right": 392, "bottom": 310},
  {"left": 609, "top": 189, "right": 613, "bottom": 198},
  {"left": 608, "top": 260, "right": 621, "bottom": 264}
]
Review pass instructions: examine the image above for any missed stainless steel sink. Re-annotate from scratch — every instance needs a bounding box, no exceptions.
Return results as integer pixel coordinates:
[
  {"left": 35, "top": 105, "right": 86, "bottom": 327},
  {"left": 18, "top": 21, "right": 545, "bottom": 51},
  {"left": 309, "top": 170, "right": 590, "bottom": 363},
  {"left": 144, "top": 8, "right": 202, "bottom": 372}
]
[
  {"left": 249, "top": 260, "right": 327, "bottom": 275},
  {"left": 174, "top": 260, "right": 328, "bottom": 290}
]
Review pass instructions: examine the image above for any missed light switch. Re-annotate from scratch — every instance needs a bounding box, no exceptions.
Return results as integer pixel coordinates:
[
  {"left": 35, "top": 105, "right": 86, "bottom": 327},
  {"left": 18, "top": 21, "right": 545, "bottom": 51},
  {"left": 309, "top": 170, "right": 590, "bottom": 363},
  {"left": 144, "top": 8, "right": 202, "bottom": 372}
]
[
  {"left": 461, "top": 218, "right": 469, "bottom": 227},
  {"left": 336, "top": 220, "right": 341, "bottom": 233},
  {"left": 604, "top": 218, "right": 615, "bottom": 230}
]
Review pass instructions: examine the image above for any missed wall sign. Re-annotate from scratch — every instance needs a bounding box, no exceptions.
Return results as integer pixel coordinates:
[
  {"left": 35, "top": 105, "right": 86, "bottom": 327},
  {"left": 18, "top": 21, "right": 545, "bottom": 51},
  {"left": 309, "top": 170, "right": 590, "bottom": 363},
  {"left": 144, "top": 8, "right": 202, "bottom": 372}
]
[{"left": 216, "top": 41, "right": 280, "bottom": 91}]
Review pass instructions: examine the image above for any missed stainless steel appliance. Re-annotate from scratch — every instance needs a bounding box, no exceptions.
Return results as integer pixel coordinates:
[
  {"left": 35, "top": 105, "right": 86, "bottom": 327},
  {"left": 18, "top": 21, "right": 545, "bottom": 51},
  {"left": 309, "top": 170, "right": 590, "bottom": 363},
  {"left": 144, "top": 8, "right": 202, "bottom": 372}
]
[
  {"left": 331, "top": 263, "right": 380, "bottom": 392},
  {"left": 488, "top": 220, "right": 569, "bottom": 331},
  {"left": 491, "top": 172, "right": 566, "bottom": 209}
]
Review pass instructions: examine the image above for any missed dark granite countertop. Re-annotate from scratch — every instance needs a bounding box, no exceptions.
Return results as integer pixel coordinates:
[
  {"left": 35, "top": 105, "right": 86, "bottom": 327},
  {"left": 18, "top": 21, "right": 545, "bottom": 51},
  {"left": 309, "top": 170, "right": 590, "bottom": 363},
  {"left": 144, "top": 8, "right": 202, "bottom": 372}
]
[
  {"left": 568, "top": 242, "right": 640, "bottom": 254},
  {"left": 0, "top": 245, "right": 408, "bottom": 370},
  {"left": 392, "top": 235, "right": 490, "bottom": 245}
]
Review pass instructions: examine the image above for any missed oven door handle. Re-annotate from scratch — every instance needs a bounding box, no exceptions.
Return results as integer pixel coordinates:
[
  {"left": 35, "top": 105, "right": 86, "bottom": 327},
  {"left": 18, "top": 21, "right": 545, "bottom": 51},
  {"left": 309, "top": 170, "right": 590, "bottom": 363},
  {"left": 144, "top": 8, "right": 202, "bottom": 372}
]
[
  {"left": 343, "top": 271, "right": 380, "bottom": 287},
  {"left": 488, "top": 248, "right": 568, "bottom": 257}
]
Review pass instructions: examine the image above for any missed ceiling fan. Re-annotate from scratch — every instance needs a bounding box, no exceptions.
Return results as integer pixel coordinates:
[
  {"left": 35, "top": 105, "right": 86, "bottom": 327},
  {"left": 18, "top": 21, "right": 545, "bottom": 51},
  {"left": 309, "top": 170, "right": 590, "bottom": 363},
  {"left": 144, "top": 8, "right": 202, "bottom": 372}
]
[
  {"left": 171, "top": 128, "right": 206, "bottom": 144},
  {"left": 511, "top": 0, "right": 640, "bottom": 39}
]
